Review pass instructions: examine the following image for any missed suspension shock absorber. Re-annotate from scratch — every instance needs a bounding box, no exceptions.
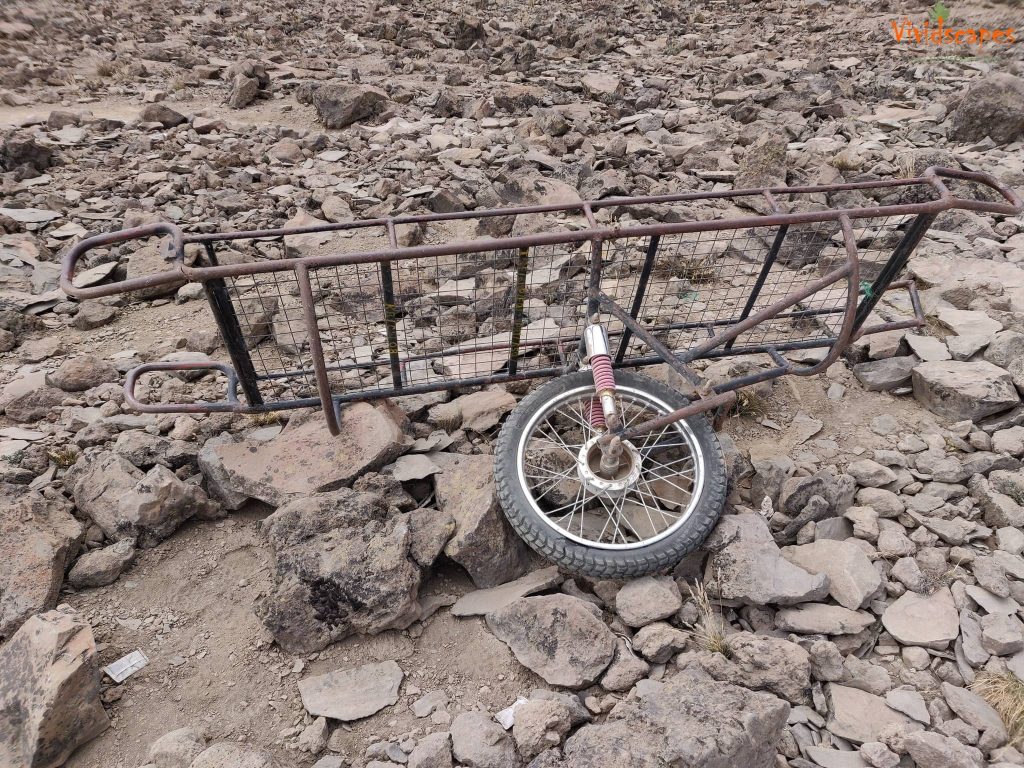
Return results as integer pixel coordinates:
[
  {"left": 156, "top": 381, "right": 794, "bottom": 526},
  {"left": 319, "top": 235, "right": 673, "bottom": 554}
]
[
  {"left": 583, "top": 320, "right": 624, "bottom": 473},
  {"left": 583, "top": 321, "right": 619, "bottom": 430}
]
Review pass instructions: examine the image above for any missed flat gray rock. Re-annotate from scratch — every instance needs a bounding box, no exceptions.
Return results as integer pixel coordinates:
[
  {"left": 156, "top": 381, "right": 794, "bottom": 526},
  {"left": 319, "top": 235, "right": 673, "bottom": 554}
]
[
  {"left": 881, "top": 586, "right": 959, "bottom": 649},
  {"left": 704, "top": 514, "right": 829, "bottom": 606},
  {"left": 826, "top": 684, "right": 913, "bottom": 745},
  {"left": 298, "top": 660, "right": 403, "bottom": 721},
  {"left": 451, "top": 566, "right": 562, "bottom": 617},
  {"left": 486, "top": 594, "right": 615, "bottom": 689}
]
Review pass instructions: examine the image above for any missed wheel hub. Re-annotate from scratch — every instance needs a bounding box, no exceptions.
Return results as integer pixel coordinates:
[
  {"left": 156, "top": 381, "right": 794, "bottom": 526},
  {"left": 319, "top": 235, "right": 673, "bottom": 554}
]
[{"left": 577, "top": 435, "right": 642, "bottom": 497}]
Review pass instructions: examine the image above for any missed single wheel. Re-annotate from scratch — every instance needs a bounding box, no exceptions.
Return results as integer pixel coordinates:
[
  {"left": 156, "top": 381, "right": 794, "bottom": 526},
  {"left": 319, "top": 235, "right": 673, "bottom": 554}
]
[{"left": 494, "top": 370, "right": 727, "bottom": 579}]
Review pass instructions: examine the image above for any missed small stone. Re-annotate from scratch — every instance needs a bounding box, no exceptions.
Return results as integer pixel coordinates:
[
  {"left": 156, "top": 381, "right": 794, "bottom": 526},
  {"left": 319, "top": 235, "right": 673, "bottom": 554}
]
[
  {"left": 148, "top": 727, "right": 207, "bottom": 768},
  {"left": 67, "top": 540, "right": 135, "bottom": 589},
  {"left": 450, "top": 712, "right": 521, "bottom": 768},
  {"left": 615, "top": 576, "right": 682, "bottom": 627}
]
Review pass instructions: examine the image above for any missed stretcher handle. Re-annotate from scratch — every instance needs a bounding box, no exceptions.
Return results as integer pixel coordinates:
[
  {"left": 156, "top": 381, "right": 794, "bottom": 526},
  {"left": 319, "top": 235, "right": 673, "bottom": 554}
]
[{"left": 60, "top": 222, "right": 186, "bottom": 300}]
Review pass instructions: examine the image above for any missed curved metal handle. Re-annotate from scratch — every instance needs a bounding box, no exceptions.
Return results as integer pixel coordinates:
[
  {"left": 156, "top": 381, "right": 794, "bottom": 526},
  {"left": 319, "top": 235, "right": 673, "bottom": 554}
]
[
  {"left": 923, "top": 166, "right": 1024, "bottom": 213},
  {"left": 60, "top": 222, "right": 186, "bottom": 300},
  {"left": 124, "top": 361, "right": 242, "bottom": 413}
]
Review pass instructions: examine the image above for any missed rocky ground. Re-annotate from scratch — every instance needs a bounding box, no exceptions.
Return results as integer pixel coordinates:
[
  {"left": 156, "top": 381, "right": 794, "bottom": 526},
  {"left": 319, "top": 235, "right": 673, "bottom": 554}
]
[{"left": 2, "top": 0, "right": 1024, "bottom": 767}]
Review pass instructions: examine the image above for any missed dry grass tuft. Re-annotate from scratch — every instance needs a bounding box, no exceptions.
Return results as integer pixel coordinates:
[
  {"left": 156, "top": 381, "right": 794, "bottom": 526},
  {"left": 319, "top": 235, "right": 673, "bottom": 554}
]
[
  {"left": 682, "top": 579, "right": 733, "bottom": 659},
  {"left": 972, "top": 672, "right": 1024, "bottom": 745},
  {"left": 732, "top": 389, "right": 769, "bottom": 418},
  {"left": 249, "top": 411, "right": 281, "bottom": 427},
  {"left": 47, "top": 446, "right": 78, "bottom": 468}
]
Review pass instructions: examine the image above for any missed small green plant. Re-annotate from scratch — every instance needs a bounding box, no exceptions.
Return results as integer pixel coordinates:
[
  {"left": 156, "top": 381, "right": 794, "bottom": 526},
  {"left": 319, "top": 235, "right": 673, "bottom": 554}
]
[
  {"left": 682, "top": 579, "right": 733, "bottom": 659},
  {"left": 3, "top": 449, "right": 25, "bottom": 465},
  {"left": 48, "top": 446, "right": 78, "bottom": 468},
  {"left": 972, "top": 672, "right": 1024, "bottom": 745},
  {"left": 928, "top": 1, "right": 951, "bottom": 23}
]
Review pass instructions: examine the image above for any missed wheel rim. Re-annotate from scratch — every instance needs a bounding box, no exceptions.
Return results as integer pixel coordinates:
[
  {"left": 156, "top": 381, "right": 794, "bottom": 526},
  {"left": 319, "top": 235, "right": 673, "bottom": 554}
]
[{"left": 515, "top": 382, "right": 706, "bottom": 551}]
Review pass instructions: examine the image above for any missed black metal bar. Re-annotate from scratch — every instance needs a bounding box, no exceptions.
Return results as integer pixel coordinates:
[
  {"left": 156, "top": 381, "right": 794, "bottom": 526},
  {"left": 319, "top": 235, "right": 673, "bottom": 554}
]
[
  {"left": 852, "top": 213, "right": 936, "bottom": 332},
  {"left": 378, "top": 260, "right": 403, "bottom": 391},
  {"left": 724, "top": 224, "right": 788, "bottom": 352},
  {"left": 201, "top": 242, "right": 264, "bottom": 406},
  {"left": 766, "top": 347, "right": 788, "bottom": 367},
  {"left": 615, "top": 234, "right": 660, "bottom": 365},
  {"left": 586, "top": 238, "right": 603, "bottom": 319},
  {"left": 507, "top": 246, "right": 530, "bottom": 376},
  {"left": 600, "top": 297, "right": 702, "bottom": 385}
]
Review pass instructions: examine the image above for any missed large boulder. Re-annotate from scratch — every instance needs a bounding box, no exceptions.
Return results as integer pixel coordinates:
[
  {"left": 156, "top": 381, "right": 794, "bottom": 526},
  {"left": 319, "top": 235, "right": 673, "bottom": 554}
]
[
  {"left": 948, "top": 73, "right": 1024, "bottom": 144},
  {"left": 486, "top": 595, "right": 616, "bottom": 689},
  {"left": 202, "top": 405, "right": 407, "bottom": 507},
  {"left": 0, "top": 609, "right": 109, "bottom": 768},
  {"left": 433, "top": 452, "right": 531, "bottom": 588},
  {"left": 912, "top": 361, "right": 1019, "bottom": 422},
  {"left": 307, "top": 83, "right": 389, "bottom": 129},
  {"left": 67, "top": 452, "right": 218, "bottom": 548},
  {"left": 0, "top": 485, "right": 84, "bottom": 640},
  {"left": 781, "top": 539, "right": 882, "bottom": 610},
  {"left": 126, "top": 241, "right": 187, "bottom": 299},
  {"left": 255, "top": 489, "right": 421, "bottom": 653},
  {"left": 703, "top": 514, "right": 830, "bottom": 606},
  {"left": 692, "top": 632, "right": 811, "bottom": 704},
  {"left": 45, "top": 356, "right": 119, "bottom": 392},
  {"left": 557, "top": 672, "right": 789, "bottom": 767}
]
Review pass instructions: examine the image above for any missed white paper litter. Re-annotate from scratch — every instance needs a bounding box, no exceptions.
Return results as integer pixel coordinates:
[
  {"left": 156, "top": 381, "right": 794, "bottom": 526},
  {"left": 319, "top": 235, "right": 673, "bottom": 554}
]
[
  {"left": 494, "top": 696, "right": 529, "bottom": 730},
  {"left": 103, "top": 649, "right": 149, "bottom": 682}
]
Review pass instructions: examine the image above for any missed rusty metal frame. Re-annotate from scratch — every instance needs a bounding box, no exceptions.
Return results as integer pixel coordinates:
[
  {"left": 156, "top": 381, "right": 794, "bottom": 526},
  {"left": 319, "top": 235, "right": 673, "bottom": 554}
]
[{"left": 61, "top": 167, "right": 1023, "bottom": 437}]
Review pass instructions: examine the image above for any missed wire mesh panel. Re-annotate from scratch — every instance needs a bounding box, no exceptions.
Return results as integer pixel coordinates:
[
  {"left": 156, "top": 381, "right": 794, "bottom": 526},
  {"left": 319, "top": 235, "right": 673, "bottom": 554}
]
[
  {"left": 204, "top": 212, "right": 922, "bottom": 404},
  {"left": 62, "top": 168, "right": 1017, "bottom": 417}
]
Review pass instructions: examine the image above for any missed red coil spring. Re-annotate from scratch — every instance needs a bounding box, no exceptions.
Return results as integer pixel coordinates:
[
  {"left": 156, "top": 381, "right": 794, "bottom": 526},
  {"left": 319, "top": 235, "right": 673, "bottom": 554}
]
[{"left": 588, "top": 354, "right": 615, "bottom": 428}]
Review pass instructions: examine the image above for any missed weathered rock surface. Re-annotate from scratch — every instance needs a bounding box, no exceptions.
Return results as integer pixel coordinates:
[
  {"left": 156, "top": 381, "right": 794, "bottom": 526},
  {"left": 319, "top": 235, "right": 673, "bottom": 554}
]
[
  {"left": 67, "top": 540, "right": 135, "bottom": 589},
  {"left": 881, "top": 587, "right": 960, "bottom": 649},
  {"left": 947, "top": 73, "right": 1024, "bottom": 144},
  {"left": 450, "top": 712, "right": 522, "bottom": 768},
  {"left": 433, "top": 452, "right": 530, "bottom": 588},
  {"left": 308, "top": 83, "right": 389, "bottom": 128},
  {"left": 298, "top": 660, "right": 403, "bottom": 721},
  {"left": 45, "top": 356, "right": 119, "bottom": 392},
  {"left": 0, "top": 485, "right": 83, "bottom": 640},
  {"left": 827, "top": 684, "right": 914, "bottom": 745},
  {"left": 694, "top": 632, "right": 811, "bottom": 703},
  {"left": 614, "top": 576, "right": 682, "bottom": 627},
  {"left": 255, "top": 489, "right": 421, "bottom": 653},
  {"left": 703, "top": 514, "right": 829, "bottom": 605},
  {"left": 912, "top": 361, "right": 1019, "bottom": 422},
  {"left": 204, "top": 405, "right": 408, "bottom": 507},
  {"left": 0, "top": 609, "right": 109, "bottom": 768},
  {"left": 67, "top": 452, "right": 218, "bottom": 547},
  {"left": 782, "top": 539, "right": 881, "bottom": 610},
  {"left": 557, "top": 672, "right": 789, "bottom": 767},
  {"left": 486, "top": 595, "right": 615, "bottom": 688}
]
